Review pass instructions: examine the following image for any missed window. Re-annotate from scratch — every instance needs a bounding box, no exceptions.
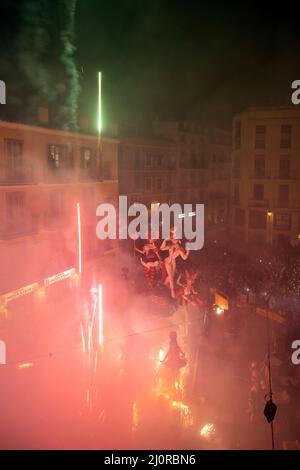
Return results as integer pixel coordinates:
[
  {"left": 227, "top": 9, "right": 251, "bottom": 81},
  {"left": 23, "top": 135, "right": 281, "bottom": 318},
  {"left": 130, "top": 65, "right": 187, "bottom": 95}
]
[
  {"left": 279, "top": 155, "right": 290, "bottom": 179},
  {"left": 235, "top": 208, "right": 245, "bottom": 226},
  {"left": 103, "top": 161, "right": 113, "bottom": 180},
  {"left": 253, "top": 184, "right": 264, "bottom": 200},
  {"left": 233, "top": 184, "right": 240, "bottom": 205},
  {"left": 5, "top": 139, "right": 23, "bottom": 178},
  {"left": 145, "top": 177, "right": 152, "bottom": 192},
  {"left": 249, "top": 210, "right": 267, "bottom": 229},
  {"left": 134, "top": 175, "right": 140, "bottom": 190},
  {"left": 232, "top": 157, "right": 240, "bottom": 178},
  {"left": 234, "top": 120, "right": 241, "bottom": 149},
  {"left": 180, "top": 152, "right": 187, "bottom": 168},
  {"left": 80, "top": 147, "right": 96, "bottom": 170},
  {"left": 190, "top": 152, "right": 196, "bottom": 167},
  {"left": 134, "top": 149, "right": 140, "bottom": 170},
  {"left": 6, "top": 192, "right": 25, "bottom": 226},
  {"left": 82, "top": 187, "right": 95, "bottom": 215},
  {"left": 280, "top": 124, "right": 292, "bottom": 149},
  {"left": 254, "top": 155, "right": 265, "bottom": 178},
  {"left": 50, "top": 190, "right": 65, "bottom": 218},
  {"left": 255, "top": 125, "right": 266, "bottom": 149},
  {"left": 156, "top": 155, "right": 163, "bottom": 167},
  {"left": 278, "top": 184, "right": 289, "bottom": 207},
  {"left": 275, "top": 213, "right": 291, "bottom": 230},
  {"left": 145, "top": 154, "right": 152, "bottom": 167},
  {"left": 47, "top": 144, "right": 73, "bottom": 170}
]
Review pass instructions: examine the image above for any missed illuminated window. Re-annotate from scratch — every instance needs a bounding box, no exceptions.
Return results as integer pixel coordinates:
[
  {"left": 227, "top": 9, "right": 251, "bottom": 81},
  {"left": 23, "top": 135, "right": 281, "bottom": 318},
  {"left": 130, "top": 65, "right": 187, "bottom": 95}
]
[
  {"left": 48, "top": 144, "right": 73, "bottom": 170},
  {"left": 80, "top": 147, "right": 96, "bottom": 170}
]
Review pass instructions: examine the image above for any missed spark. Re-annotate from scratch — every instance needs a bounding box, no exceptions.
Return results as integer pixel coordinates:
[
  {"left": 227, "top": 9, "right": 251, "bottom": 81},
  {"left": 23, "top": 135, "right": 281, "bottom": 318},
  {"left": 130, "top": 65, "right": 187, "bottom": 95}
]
[
  {"left": 77, "top": 202, "right": 82, "bottom": 274},
  {"left": 215, "top": 306, "right": 224, "bottom": 315},
  {"left": 80, "top": 322, "right": 86, "bottom": 354},
  {"left": 200, "top": 423, "right": 216, "bottom": 441},
  {"left": 98, "top": 284, "right": 103, "bottom": 345},
  {"left": 132, "top": 402, "right": 139, "bottom": 431},
  {"left": 98, "top": 72, "right": 102, "bottom": 133}
]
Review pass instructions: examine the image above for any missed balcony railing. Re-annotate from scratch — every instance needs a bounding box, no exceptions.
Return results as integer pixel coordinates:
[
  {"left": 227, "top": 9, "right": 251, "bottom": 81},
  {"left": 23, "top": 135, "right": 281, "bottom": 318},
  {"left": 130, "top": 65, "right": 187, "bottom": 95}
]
[
  {"left": 0, "top": 166, "right": 37, "bottom": 185},
  {"left": 0, "top": 216, "right": 38, "bottom": 239},
  {"left": 248, "top": 198, "right": 269, "bottom": 208}
]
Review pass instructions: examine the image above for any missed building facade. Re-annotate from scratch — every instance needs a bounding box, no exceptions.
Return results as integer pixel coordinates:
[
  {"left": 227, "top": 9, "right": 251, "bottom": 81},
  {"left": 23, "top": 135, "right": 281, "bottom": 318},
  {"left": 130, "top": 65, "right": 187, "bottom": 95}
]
[
  {"left": 119, "top": 135, "right": 177, "bottom": 209},
  {"left": 0, "top": 120, "right": 118, "bottom": 294},
  {"left": 231, "top": 107, "right": 300, "bottom": 244},
  {"left": 153, "top": 120, "right": 231, "bottom": 224}
]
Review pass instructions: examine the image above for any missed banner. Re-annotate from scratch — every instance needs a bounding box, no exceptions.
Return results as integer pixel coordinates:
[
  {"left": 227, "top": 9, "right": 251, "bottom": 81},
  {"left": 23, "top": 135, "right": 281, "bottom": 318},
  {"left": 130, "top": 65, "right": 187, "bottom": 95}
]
[
  {"left": 44, "top": 268, "right": 75, "bottom": 287},
  {"left": 255, "top": 307, "right": 285, "bottom": 325},
  {"left": 2, "top": 282, "right": 38, "bottom": 304},
  {"left": 215, "top": 291, "right": 229, "bottom": 310}
]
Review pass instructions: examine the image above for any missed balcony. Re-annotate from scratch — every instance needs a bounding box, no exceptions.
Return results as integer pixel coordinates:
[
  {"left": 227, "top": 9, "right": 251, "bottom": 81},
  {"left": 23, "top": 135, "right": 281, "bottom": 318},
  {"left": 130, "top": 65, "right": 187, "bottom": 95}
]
[
  {"left": 0, "top": 216, "right": 38, "bottom": 240},
  {"left": 44, "top": 167, "right": 75, "bottom": 184},
  {"left": 248, "top": 198, "right": 269, "bottom": 208},
  {"left": 0, "top": 166, "right": 37, "bottom": 186},
  {"left": 273, "top": 200, "right": 299, "bottom": 210},
  {"left": 79, "top": 167, "right": 102, "bottom": 182}
]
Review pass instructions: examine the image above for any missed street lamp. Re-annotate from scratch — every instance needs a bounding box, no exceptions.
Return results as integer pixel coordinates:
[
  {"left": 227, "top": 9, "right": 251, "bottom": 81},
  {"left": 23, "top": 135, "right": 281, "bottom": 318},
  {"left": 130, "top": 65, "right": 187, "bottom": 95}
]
[{"left": 267, "top": 210, "right": 273, "bottom": 244}]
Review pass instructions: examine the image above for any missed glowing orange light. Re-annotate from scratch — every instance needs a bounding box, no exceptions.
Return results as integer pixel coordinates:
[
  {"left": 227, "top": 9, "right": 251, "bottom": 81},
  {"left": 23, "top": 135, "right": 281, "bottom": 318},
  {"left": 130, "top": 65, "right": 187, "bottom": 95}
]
[
  {"left": 18, "top": 362, "right": 34, "bottom": 369},
  {"left": 158, "top": 348, "right": 165, "bottom": 362},
  {"left": 98, "top": 284, "right": 103, "bottom": 345},
  {"left": 77, "top": 202, "right": 82, "bottom": 274},
  {"left": 200, "top": 423, "right": 216, "bottom": 440},
  {"left": 267, "top": 211, "right": 273, "bottom": 217},
  {"left": 215, "top": 306, "right": 224, "bottom": 315}
]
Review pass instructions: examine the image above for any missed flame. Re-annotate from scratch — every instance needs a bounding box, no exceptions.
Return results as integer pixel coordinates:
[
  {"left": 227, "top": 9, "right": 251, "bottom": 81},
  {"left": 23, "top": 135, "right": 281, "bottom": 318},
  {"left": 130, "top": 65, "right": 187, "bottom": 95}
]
[
  {"left": 200, "top": 423, "right": 216, "bottom": 440},
  {"left": 215, "top": 306, "right": 224, "bottom": 315}
]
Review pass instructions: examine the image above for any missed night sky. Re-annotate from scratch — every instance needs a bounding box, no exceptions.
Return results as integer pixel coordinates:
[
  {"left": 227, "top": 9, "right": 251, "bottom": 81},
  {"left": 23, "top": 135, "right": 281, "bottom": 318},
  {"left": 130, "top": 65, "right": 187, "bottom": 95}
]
[{"left": 1, "top": 0, "right": 300, "bottom": 129}]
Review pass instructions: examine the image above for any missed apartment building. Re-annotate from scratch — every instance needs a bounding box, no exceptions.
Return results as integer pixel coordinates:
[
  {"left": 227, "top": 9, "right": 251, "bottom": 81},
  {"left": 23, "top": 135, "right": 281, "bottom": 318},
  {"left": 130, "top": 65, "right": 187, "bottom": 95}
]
[
  {"left": 119, "top": 135, "right": 177, "bottom": 209},
  {"left": 231, "top": 107, "right": 300, "bottom": 244},
  {"left": 153, "top": 120, "right": 231, "bottom": 223},
  {"left": 0, "top": 119, "right": 118, "bottom": 294}
]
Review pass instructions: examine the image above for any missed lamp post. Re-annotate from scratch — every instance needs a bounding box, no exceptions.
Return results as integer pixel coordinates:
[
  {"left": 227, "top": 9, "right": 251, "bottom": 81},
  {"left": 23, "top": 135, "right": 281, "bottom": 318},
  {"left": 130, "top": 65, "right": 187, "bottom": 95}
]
[{"left": 267, "top": 210, "right": 273, "bottom": 245}]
